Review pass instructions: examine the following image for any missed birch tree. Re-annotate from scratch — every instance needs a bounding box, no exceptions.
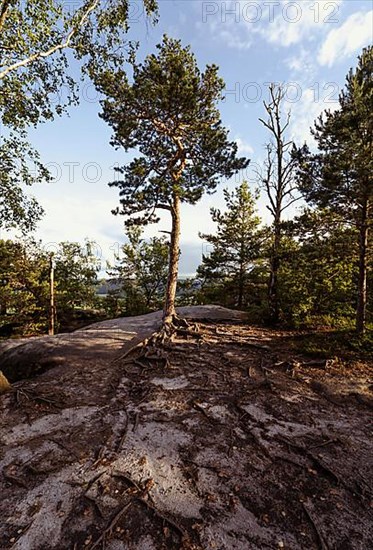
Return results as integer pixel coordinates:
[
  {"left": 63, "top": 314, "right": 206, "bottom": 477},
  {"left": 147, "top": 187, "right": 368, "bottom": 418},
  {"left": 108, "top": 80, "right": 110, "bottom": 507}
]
[{"left": 0, "top": 0, "right": 158, "bottom": 231}]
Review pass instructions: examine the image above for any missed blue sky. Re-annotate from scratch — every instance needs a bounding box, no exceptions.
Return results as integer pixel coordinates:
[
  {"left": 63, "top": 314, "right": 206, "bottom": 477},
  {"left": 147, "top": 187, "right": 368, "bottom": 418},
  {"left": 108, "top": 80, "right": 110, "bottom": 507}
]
[{"left": 5, "top": 0, "right": 372, "bottom": 275}]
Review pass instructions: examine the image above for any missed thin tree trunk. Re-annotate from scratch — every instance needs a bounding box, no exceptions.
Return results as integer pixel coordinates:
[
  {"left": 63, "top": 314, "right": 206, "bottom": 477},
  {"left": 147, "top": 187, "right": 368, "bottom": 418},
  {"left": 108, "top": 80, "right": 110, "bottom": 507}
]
[
  {"left": 237, "top": 277, "right": 244, "bottom": 309},
  {"left": 48, "top": 254, "right": 55, "bottom": 336},
  {"left": 356, "top": 199, "right": 369, "bottom": 334},
  {"left": 237, "top": 237, "right": 245, "bottom": 309},
  {"left": 238, "top": 265, "right": 244, "bottom": 309},
  {"left": 268, "top": 221, "right": 280, "bottom": 324},
  {"left": 0, "top": 298, "right": 7, "bottom": 316},
  {"left": 163, "top": 193, "right": 181, "bottom": 323}
]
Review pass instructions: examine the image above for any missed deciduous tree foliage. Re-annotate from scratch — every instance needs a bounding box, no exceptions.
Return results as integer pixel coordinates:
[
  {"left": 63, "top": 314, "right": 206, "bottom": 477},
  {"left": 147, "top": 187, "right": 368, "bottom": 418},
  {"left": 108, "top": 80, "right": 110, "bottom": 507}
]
[
  {"left": 98, "top": 35, "right": 249, "bottom": 325},
  {"left": 0, "top": 0, "right": 158, "bottom": 231},
  {"left": 0, "top": 239, "right": 100, "bottom": 334},
  {"left": 294, "top": 46, "right": 372, "bottom": 333},
  {"left": 0, "top": 239, "right": 48, "bottom": 329},
  {"left": 198, "top": 181, "right": 266, "bottom": 309},
  {"left": 53, "top": 241, "right": 100, "bottom": 315}
]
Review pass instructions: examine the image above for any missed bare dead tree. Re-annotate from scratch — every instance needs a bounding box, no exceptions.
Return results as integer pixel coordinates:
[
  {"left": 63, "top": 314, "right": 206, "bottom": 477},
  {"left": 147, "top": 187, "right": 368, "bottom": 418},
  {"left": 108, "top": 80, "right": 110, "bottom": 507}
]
[{"left": 258, "top": 84, "right": 300, "bottom": 323}]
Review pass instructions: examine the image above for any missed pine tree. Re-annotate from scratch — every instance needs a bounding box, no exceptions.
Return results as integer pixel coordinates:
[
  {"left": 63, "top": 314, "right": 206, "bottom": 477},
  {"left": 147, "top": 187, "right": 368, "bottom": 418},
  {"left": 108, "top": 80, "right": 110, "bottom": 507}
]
[
  {"left": 98, "top": 35, "right": 249, "bottom": 329},
  {"left": 108, "top": 226, "right": 169, "bottom": 314},
  {"left": 294, "top": 46, "right": 373, "bottom": 333},
  {"left": 198, "top": 181, "right": 266, "bottom": 309},
  {"left": 278, "top": 210, "right": 357, "bottom": 326}
]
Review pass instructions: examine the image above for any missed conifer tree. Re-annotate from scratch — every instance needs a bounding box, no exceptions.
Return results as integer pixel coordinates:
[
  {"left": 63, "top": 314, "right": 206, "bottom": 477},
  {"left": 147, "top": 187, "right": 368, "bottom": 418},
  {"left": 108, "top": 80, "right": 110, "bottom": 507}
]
[
  {"left": 278, "top": 210, "right": 357, "bottom": 325},
  {"left": 294, "top": 46, "right": 373, "bottom": 333},
  {"left": 98, "top": 36, "right": 249, "bottom": 329},
  {"left": 198, "top": 181, "right": 266, "bottom": 308},
  {"left": 108, "top": 226, "right": 169, "bottom": 313}
]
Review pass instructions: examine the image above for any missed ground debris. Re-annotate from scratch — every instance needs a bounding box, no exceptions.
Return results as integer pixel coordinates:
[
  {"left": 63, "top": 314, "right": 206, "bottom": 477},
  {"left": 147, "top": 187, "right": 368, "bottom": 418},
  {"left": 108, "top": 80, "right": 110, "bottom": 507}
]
[{"left": 0, "top": 306, "right": 372, "bottom": 550}]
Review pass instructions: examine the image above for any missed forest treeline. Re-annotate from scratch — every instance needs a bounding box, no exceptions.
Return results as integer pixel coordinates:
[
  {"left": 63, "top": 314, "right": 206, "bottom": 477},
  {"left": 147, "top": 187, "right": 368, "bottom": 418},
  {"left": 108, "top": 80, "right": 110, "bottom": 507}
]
[{"left": 0, "top": 2, "right": 371, "bottom": 339}]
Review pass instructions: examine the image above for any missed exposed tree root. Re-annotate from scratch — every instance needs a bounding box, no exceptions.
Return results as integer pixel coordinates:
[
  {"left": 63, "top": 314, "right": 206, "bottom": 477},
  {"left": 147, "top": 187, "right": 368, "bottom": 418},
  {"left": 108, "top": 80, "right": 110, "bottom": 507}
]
[
  {"left": 90, "top": 502, "right": 132, "bottom": 549},
  {"left": 13, "top": 387, "right": 64, "bottom": 409},
  {"left": 119, "top": 315, "right": 202, "bottom": 368},
  {"left": 149, "top": 315, "right": 201, "bottom": 345}
]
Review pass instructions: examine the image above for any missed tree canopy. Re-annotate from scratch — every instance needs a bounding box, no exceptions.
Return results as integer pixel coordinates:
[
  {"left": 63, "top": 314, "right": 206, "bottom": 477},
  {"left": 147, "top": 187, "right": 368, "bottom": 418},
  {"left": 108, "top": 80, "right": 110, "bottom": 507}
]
[
  {"left": 198, "top": 181, "right": 266, "bottom": 308},
  {"left": 294, "top": 46, "right": 373, "bottom": 333},
  {"left": 278, "top": 210, "right": 358, "bottom": 325},
  {"left": 0, "top": 0, "right": 158, "bottom": 231},
  {"left": 98, "top": 35, "right": 249, "bottom": 324},
  {"left": 108, "top": 226, "right": 169, "bottom": 314}
]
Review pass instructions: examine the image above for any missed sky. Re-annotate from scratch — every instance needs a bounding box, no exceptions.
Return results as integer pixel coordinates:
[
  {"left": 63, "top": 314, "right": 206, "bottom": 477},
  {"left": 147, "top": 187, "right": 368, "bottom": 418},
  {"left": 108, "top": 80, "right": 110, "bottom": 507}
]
[{"left": 3, "top": 0, "right": 372, "bottom": 275}]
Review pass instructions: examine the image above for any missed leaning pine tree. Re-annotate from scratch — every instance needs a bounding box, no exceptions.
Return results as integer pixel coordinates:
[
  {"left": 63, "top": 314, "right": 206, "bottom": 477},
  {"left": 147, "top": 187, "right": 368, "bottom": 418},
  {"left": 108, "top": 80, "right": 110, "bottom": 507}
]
[{"left": 97, "top": 35, "right": 249, "bottom": 335}]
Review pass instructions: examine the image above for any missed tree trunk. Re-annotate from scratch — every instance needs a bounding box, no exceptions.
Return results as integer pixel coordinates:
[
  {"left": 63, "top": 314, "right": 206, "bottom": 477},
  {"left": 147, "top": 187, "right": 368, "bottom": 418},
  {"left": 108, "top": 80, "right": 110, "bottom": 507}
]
[
  {"left": 48, "top": 254, "right": 55, "bottom": 336},
  {"left": 0, "top": 299, "right": 7, "bottom": 316},
  {"left": 237, "top": 238, "right": 245, "bottom": 309},
  {"left": 268, "top": 222, "right": 280, "bottom": 324},
  {"left": 356, "top": 199, "right": 369, "bottom": 334},
  {"left": 237, "top": 278, "right": 244, "bottom": 309},
  {"left": 163, "top": 193, "right": 181, "bottom": 323},
  {"left": 238, "top": 264, "right": 244, "bottom": 309}
]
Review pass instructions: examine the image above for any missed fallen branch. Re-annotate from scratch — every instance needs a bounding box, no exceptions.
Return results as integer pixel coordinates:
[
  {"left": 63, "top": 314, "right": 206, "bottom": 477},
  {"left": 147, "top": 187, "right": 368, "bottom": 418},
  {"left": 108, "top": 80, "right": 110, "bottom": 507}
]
[
  {"left": 14, "top": 388, "right": 64, "bottom": 409},
  {"left": 89, "top": 502, "right": 132, "bottom": 549},
  {"left": 245, "top": 340, "right": 271, "bottom": 351},
  {"left": 306, "top": 439, "right": 338, "bottom": 451},
  {"left": 132, "top": 412, "right": 140, "bottom": 432},
  {"left": 192, "top": 402, "right": 216, "bottom": 423},
  {"left": 115, "top": 413, "right": 129, "bottom": 452},
  {"left": 84, "top": 470, "right": 107, "bottom": 494},
  {"left": 49, "top": 438, "right": 80, "bottom": 460},
  {"left": 136, "top": 496, "right": 190, "bottom": 545},
  {"left": 111, "top": 333, "right": 154, "bottom": 364}
]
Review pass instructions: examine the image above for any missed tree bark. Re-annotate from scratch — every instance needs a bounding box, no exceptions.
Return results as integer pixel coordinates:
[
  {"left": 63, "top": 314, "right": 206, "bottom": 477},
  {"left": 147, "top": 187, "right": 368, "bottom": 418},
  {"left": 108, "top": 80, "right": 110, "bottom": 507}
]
[
  {"left": 238, "top": 241, "right": 245, "bottom": 308},
  {"left": 163, "top": 193, "right": 181, "bottom": 323},
  {"left": 268, "top": 220, "right": 281, "bottom": 324},
  {"left": 237, "top": 272, "right": 244, "bottom": 309},
  {"left": 356, "top": 199, "right": 369, "bottom": 334},
  {"left": 0, "top": 298, "right": 7, "bottom": 316}
]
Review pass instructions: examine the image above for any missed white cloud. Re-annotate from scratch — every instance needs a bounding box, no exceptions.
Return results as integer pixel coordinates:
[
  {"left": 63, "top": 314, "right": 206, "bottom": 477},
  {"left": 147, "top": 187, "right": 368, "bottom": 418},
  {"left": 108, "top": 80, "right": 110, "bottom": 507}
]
[
  {"left": 198, "top": 0, "right": 343, "bottom": 51},
  {"left": 285, "top": 48, "right": 317, "bottom": 79},
  {"left": 318, "top": 10, "right": 373, "bottom": 66},
  {"left": 235, "top": 136, "right": 254, "bottom": 155},
  {"left": 287, "top": 87, "right": 339, "bottom": 145},
  {"left": 260, "top": 0, "right": 343, "bottom": 47},
  {"left": 197, "top": 17, "right": 252, "bottom": 51}
]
